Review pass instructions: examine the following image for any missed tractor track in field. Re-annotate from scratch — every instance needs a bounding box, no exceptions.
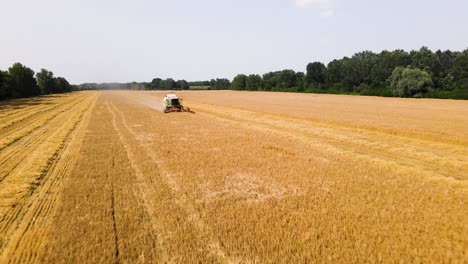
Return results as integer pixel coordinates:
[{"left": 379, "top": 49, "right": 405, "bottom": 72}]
[
  {"left": 0, "top": 92, "right": 97, "bottom": 263},
  {"left": 0, "top": 93, "right": 90, "bottom": 140},
  {"left": 109, "top": 185, "right": 121, "bottom": 264},
  {"left": 0, "top": 91, "right": 466, "bottom": 262},
  {"left": 123, "top": 91, "right": 467, "bottom": 261},
  {"left": 0, "top": 94, "right": 89, "bottom": 143},
  {"left": 0, "top": 95, "right": 97, "bottom": 264},
  {"left": 0, "top": 93, "right": 95, "bottom": 183},
  {"left": 106, "top": 97, "right": 222, "bottom": 262},
  {"left": 36, "top": 94, "right": 160, "bottom": 263},
  {"left": 0, "top": 93, "right": 92, "bottom": 173},
  {"left": 191, "top": 102, "right": 468, "bottom": 184},
  {"left": 0, "top": 96, "right": 66, "bottom": 129}
]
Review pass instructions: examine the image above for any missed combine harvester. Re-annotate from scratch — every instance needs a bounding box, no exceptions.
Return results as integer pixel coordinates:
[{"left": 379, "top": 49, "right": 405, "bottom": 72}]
[{"left": 163, "top": 94, "right": 194, "bottom": 113}]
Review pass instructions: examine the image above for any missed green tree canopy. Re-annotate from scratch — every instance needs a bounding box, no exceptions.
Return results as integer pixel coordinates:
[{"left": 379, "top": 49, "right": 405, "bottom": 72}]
[
  {"left": 389, "top": 67, "right": 433, "bottom": 97},
  {"left": 54, "top": 77, "right": 72, "bottom": 93},
  {"left": 150, "top": 78, "right": 163, "bottom": 89},
  {"left": 164, "top": 78, "right": 176, "bottom": 90},
  {"left": 278, "top": 70, "right": 298, "bottom": 88},
  {"left": 231, "top": 74, "right": 248, "bottom": 90},
  {"left": 326, "top": 59, "right": 345, "bottom": 84},
  {"left": 342, "top": 51, "right": 378, "bottom": 89},
  {"left": 36, "top": 69, "right": 55, "bottom": 94},
  {"left": 209, "top": 78, "right": 231, "bottom": 90},
  {"left": 306, "top": 62, "right": 327, "bottom": 86},
  {"left": 0, "top": 70, "right": 13, "bottom": 100},
  {"left": 450, "top": 50, "right": 468, "bottom": 90},
  {"left": 176, "top": 80, "right": 190, "bottom": 90},
  {"left": 8, "top": 63, "right": 40, "bottom": 98},
  {"left": 246, "top": 75, "right": 262, "bottom": 91},
  {"left": 370, "top": 49, "right": 411, "bottom": 86},
  {"left": 410, "top": 46, "right": 440, "bottom": 75},
  {"left": 189, "top": 80, "right": 211, "bottom": 86}
]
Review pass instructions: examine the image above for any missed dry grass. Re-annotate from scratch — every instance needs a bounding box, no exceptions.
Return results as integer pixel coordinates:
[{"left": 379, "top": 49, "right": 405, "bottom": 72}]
[
  {"left": 0, "top": 90, "right": 466, "bottom": 263},
  {"left": 0, "top": 92, "right": 97, "bottom": 262}
]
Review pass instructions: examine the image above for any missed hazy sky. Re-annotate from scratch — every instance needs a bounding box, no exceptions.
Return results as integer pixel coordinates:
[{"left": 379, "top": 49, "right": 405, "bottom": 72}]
[{"left": 1, "top": 0, "right": 467, "bottom": 84}]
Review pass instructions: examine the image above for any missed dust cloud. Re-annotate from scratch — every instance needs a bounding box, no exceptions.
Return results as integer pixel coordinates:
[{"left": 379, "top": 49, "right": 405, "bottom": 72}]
[{"left": 133, "top": 93, "right": 165, "bottom": 112}]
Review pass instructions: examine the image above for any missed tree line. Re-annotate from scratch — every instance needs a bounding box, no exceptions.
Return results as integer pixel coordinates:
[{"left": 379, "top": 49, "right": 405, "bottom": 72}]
[
  {"left": 79, "top": 78, "right": 191, "bottom": 91},
  {"left": 0, "top": 63, "right": 73, "bottom": 100},
  {"left": 230, "top": 47, "right": 468, "bottom": 99},
  {"left": 74, "top": 46, "right": 467, "bottom": 99},
  {"left": 78, "top": 78, "right": 232, "bottom": 91},
  {"left": 143, "top": 78, "right": 230, "bottom": 90}
]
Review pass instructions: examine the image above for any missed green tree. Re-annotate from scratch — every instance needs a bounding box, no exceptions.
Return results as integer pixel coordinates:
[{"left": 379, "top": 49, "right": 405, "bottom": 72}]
[
  {"left": 262, "top": 72, "right": 276, "bottom": 91},
  {"left": 389, "top": 67, "right": 433, "bottom": 97},
  {"left": 209, "top": 79, "right": 216, "bottom": 88},
  {"left": 278, "top": 69, "right": 297, "bottom": 88},
  {"left": 370, "top": 49, "right": 411, "bottom": 86},
  {"left": 450, "top": 50, "right": 468, "bottom": 90},
  {"left": 410, "top": 47, "right": 440, "bottom": 75},
  {"left": 246, "top": 74, "right": 262, "bottom": 91},
  {"left": 295, "top": 72, "right": 306, "bottom": 92},
  {"left": 439, "top": 74, "right": 454, "bottom": 90},
  {"left": 54, "top": 77, "right": 72, "bottom": 93},
  {"left": 261, "top": 70, "right": 299, "bottom": 90},
  {"left": 306, "top": 62, "right": 327, "bottom": 86},
  {"left": 189, "top": 80, "right": 210, "bottom": 86},
  {"left": 436, "top": 50, "right": 458, "bottom": 75},
  {"left": 8, "top": 63, "right": 40, "bottom": 98},
  {"left": 36, "top": 69, "right": 55, "bottom": 94},
  {"left": 220, "top": 79, "right": 231, "bottom": 89},
  {"left": 150, "top": 78, "right": 163, "bottom": 89},
  {"left": 164, "top": 78, "right": 176, "bottom": 90},
  {"left": 231, "top": 74, "right": 248, "bottom": 90},
  {"left": 342, "top": 51, "right": 378, "bottom": 89},
  {"left": 0, "top": 70, "right": 13, "bottom": 100},
  {"left": 326, "top": 59, "right": 345, "bottom": 85},
  {"left": 210, "top": 78, "right": 231, "bottom": 90},
  {"left": 176, "top": 80, "right": 190, "bottom": 90}
]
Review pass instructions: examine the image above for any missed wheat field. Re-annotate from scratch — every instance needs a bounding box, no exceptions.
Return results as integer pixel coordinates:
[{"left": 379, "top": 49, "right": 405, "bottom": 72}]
[{"left": 0, "top": 90, "right": 466, "bottom": 263}]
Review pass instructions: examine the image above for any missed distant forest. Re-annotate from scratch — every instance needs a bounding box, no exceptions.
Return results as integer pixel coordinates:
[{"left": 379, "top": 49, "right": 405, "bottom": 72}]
[
  {"left": 0, "top": 63, "right": 73, "bottom": 100},
  {"left": 2, "top": 47, "right": 467, "bottom": 100},
  {"left": 81, "top": 47, "right": 467, "bottom": 99},
  {"left": 226, "top": 47, "right": 468, "bottom": 99}
]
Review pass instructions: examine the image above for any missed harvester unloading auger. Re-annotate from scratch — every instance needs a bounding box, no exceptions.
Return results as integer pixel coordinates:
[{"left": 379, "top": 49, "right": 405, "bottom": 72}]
[{"left": 163, "top": 94, "right": 194, "bottom": 113}]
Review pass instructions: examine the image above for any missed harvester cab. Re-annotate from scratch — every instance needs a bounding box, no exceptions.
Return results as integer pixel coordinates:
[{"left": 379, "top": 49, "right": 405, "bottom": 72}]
[{"left": 163, "top": 94, "right": 193, "bottom": 113}]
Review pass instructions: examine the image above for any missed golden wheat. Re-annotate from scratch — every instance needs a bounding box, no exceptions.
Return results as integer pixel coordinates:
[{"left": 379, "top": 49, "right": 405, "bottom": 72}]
[{"left": 0, "top": 90, "right": 466, "bottom": 263}]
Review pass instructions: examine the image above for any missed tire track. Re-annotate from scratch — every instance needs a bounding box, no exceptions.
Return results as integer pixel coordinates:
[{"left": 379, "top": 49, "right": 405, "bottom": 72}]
[
  {"left": 126, "top": 91, "right": 467, "bottom": 262},
  {"left": 0, "top": 93, "right": 93, "bottom": 182},
  {"left": 0, "top": 93, "right": 89, "bottom": 139},
  {"left": 106, "top": 97, "right": 221, "bottom": 263},
  {"left": 37, "top": 94, "right": 160, "bottom": 263},
  {"left": 0, "top": 93, "right": 97, "bottom": 264},
  {"left": 191, "top": 102, "right": 468, "bottom": 184},
  {"left": 0, "top": 93, "right": 93, "bottom": 196},
  {"left": 109, "top": 186, "right": 121, "bottom": 264},
  {"left": 0, "top": 93, "right": 97, "bottom": 260}
]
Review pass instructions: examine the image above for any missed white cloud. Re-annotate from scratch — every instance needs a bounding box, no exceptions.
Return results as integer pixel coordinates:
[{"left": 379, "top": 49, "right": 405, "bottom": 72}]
[{"left": 295, "top": 0, "right": 336, "bottom": 17}]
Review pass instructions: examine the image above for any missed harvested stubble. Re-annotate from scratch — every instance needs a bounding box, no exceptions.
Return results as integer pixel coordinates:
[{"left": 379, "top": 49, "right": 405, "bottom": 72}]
[{"left": 0, "top": 90, "right": 466, "bottom": 263}]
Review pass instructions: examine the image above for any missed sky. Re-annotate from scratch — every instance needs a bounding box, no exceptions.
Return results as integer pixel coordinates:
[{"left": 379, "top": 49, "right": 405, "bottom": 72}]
[{"left": 0, "top": 0, "right": 467, "bottom": 84}]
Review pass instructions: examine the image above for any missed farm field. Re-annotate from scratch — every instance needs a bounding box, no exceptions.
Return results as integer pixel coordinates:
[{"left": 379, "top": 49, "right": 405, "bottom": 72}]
[{"left": 0, "top": 90, "right": 467, "bottom": 263}]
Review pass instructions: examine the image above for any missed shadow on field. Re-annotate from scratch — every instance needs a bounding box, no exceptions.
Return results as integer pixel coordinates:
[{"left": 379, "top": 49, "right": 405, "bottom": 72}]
[{"left": 0, "top": 96, "right": 59, "bottom": 111}]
